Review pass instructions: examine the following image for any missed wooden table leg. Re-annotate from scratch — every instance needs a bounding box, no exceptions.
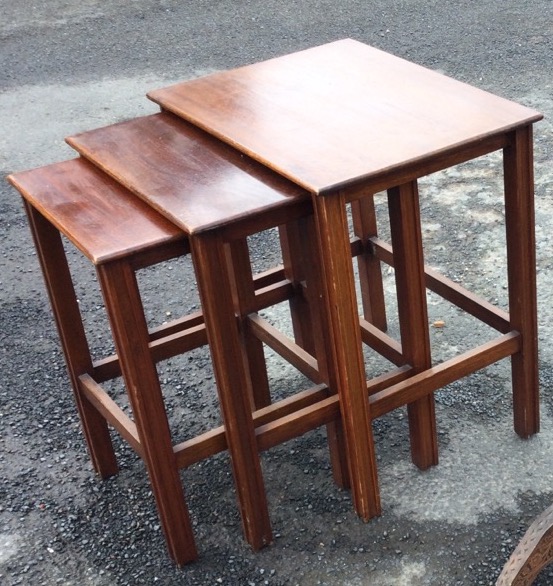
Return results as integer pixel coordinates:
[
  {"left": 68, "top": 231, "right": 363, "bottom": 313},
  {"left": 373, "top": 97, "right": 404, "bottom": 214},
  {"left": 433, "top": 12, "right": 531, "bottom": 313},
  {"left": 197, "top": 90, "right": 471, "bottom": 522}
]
[
  {"left": 97, "top": 260, "right": 197, "bottom": 566},
  {"left": 24, "top": 202, "right": 118, "bottom": 479},
  {"left": 503, "top": 125, "right": 540, "bottom": 438},
  {"left": 191, "top": 232, "right": 272, "bottom": 550},
  {"left": 279, "top": 220, "right": 318, "bottom": 354},
  {"left": 351, "top": 195, "right": 388, "bottom": 331},
  {"left": 312, "top": 192, "right": 380, "bottom": 521},
  {"left": 284, "top": 215, "right": 351, "bottom": 489},
  {"left": 225, "top": 238, "right": 271, "bottom": 410},
  {"left": 387, "top": 182, "right": 438, "bottom": 470}
]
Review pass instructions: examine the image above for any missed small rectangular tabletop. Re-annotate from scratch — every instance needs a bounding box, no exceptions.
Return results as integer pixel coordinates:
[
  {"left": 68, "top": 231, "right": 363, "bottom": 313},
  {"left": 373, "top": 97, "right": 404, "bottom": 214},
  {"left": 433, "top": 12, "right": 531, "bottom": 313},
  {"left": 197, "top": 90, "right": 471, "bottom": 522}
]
[
  {"left": 148, "top": 38, "right": 542, "bottom": 195},
  {"left": 8, "top": 158, "right": 184, "bottom": 265}
]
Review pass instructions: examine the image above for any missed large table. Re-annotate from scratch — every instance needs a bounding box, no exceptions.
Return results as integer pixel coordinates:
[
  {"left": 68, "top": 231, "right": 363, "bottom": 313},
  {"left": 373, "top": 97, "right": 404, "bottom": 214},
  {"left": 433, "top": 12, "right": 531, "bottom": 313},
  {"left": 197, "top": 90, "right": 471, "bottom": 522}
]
[{"left": 146, "top": 38, "right": 543, "bottom": 519}]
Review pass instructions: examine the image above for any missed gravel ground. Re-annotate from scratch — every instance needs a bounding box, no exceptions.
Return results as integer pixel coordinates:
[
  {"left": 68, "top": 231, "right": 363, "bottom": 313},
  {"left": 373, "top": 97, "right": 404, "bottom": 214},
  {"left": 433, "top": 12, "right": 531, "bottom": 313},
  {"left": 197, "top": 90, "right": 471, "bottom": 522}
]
[{"left": 2, "top": 1, "right": 553, "bottom": 585}]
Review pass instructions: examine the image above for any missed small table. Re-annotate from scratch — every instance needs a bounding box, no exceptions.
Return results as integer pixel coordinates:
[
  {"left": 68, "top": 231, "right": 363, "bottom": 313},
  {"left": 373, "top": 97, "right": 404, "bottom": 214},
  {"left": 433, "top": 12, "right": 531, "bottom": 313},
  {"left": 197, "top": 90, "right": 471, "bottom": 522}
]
[{"left": 148, "top": 39, "right": 543, "bottom": 519}]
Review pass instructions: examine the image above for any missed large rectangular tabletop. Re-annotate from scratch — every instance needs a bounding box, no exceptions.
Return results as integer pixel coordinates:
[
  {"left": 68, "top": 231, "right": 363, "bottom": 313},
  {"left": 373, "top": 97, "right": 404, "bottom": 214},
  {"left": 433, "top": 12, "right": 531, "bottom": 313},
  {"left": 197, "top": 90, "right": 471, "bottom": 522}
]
[{"left": 148, "top": 38, "right": 542, "bottom": 195}]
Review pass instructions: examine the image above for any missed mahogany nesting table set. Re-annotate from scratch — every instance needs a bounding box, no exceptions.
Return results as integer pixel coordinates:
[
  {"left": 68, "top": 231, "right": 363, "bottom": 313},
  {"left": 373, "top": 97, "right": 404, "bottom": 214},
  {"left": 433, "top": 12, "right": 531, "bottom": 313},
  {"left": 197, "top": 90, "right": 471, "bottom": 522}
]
[{"left": 8, "top": 39, "right": 543, "bottom": 569}]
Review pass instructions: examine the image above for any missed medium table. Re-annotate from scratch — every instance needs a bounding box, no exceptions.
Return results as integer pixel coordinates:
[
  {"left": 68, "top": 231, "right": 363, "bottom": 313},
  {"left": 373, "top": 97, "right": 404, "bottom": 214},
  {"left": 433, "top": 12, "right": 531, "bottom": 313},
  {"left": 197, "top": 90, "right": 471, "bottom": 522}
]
[
  {"left": 66, "top": 111, "right": 353, "bottom": 558},
  {"left": 147, "top": 38, "right": 543, "bottom": 519}
]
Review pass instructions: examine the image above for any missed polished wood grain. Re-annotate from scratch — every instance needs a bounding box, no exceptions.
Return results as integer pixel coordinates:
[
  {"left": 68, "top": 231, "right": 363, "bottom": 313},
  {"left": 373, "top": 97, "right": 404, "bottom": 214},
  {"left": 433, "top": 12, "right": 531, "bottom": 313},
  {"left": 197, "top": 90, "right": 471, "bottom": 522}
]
[
  {"left": 11, "top": 153, "right": 355, "bottom": 561},
  {"left": 312, "top": 191, "right": 380, "bottom": 519},
  {"left": 65, "top": 109, "right": 354, "bottom": 539},
  {"left": 190, "top": 230, "right": 273, "bottom": 549},
  {"left": 148, "top": 38, "right": 542, "bottom": 195},
  {"left": 56, "top": 100, "right": 369, "bottom": 552},
  {"left": 97, "top": 258, "right": 198, "bottom": 563},
  {"left": 66, "top": 112, "right": 309, "bottom": 237},
  {"left": 22, "top": 200, "right": 119, "bottom": 479},
  {"left": 276, "top": 214, "right": 351, "bottom": 488},
  {"left": 12, "top": 38, "right": 541, "bottom": 565},
  {"left": 12, "top": 156, "right": 323, "bottom": 561}
]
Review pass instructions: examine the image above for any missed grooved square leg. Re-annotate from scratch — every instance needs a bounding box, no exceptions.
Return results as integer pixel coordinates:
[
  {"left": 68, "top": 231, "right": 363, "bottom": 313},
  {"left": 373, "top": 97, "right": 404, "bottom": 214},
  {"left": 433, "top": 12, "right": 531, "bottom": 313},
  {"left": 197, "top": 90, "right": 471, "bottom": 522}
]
[
  {"left": 24, "top": 201, "right": 118, "bottom": 478},
  {"left": 313, "top": 192, "right": 380, "bottom": 521},
  {"left": 191, "top": 232, "right": 272, "bottom": 550},
  {"left": 281, "top": 216, "right": 351, "bottom": 489},
  {"left": 387, "top": 182, "right": 438, "bottom": 470},
  {"left": 503, "top": 126, "right": 540, "bottom": 438},
  {"left": 97, "top": 260, "right": 197, "bottom": 566}
]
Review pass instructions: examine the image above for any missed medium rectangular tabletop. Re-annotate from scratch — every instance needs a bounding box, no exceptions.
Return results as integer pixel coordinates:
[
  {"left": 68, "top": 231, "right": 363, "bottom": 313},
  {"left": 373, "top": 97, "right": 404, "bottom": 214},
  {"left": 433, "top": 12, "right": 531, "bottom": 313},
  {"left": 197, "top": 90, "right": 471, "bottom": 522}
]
[
  {"left": 148, "top": 39, "right": 542, "bottom": 194},
  {"left": 66, "top": 112, "right": 307, "bottom": 235}
]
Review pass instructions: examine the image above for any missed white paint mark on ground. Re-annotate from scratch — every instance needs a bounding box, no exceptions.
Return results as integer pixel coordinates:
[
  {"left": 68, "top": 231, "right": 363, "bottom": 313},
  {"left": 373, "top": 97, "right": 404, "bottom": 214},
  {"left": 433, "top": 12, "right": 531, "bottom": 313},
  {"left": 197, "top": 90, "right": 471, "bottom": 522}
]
[
  {"left": 0, "top": 532, "right": 19, "bottom": 565},
  {"left": 380, "top": 413, "right": 553, "bottom": 524},
  {"left": 0, "top": 72, "right": 216, "bottom": 171}
]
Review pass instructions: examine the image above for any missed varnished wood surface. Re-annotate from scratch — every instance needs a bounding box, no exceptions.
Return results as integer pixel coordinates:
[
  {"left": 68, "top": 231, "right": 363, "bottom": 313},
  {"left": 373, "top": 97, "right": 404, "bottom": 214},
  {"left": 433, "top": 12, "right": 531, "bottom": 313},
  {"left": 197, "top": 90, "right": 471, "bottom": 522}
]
[
  {"left": 190, "top": 230, "right": 273, "bottom": 549},
  {"left": 496, "top": 503, "right": 553, "bottom": 585},
  {"left": 311, "top": 192, "right": 381, "bottom": 519},
  {"left": 148, "top": 39, "right": 542, "bottom": 195},
  {"left": 66, "top": 112, "right": 309, "bottom": 236},
  {"left": 10, "top": 38, "right": 541, "bottom": 563},
  {"left": 14, "top": 150, "right": 307, "bottom": 561},
  {"left": 97, "top": 259, "right": 198, "bottom": 564},
  {"left": 387, "top": 182, "right": 437, "bottom": 470},
  {"left": 23, "top": 201, "right": 119, "bottom": 479},
  {"left": 145, "top": 37, "right": 540, "bottom": 519},
  {"left": 8, "top": 158, "right": 184, "bottom": 265},
  {"left": 504, "top": 126, "right": 540, "bottom": 437}
]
